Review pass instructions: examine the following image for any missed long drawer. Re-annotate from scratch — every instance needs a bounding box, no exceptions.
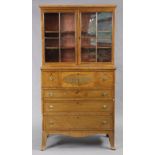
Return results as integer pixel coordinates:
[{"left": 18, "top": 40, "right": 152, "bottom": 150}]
[
  {"left": 45, "top": 115, "right": 113, "bottom": 130},
  {"left": 43, "top": 100, "right": 113, "bottom": 113},
  {"left": 42, "top": 71, "right": 114, "bottom": 88},
  {"left": 43, "top": 89, "right": 113, "bottom": 99}
]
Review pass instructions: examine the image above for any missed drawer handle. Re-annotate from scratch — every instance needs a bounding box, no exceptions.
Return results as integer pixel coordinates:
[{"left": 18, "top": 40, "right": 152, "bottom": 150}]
[
  {"left": 48, "top": 92, "right": 53, "bottom": 97},
  {"left": 50, "top": 124, "right": 54, "bottom": 127},
  {"left": 102, "top": 105, "right": 107, "bottom": 109},
  {"left": 102, "top": 77, "right": 108, "bottom": 81},
  {"left": 75, "top": 90, "right": 80, "bottom": 94},
  {"left": 102, "top": 121, "right": 107, "bottom": 125},
  {"left": 76, "top": 116, "right": 79, "bottom": 119},
  {"left": 49, "top": 121, "right": 54, "bottom": 125},
  {"left": 101, "top": 92, "right": 107, "bottom": 96},
  {"left": 49, "top": 105, "right": 53, "bottom": 108},
  {"left": 49, "top": 75, "right": 55, "bottom": 81},
  {"left": 76, "top": 101, "right": 79, "bottom": 104}
]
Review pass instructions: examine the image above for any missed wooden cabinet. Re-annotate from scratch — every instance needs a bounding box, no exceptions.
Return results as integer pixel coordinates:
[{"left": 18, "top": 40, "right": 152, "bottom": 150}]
[{"left": 40, "top": 5, "right": 116, "bottom": 151}]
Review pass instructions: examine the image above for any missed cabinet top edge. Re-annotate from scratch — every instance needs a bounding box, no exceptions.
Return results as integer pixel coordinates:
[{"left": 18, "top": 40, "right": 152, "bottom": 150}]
[
  {"left": 39, "top": 4, "right": 117, "bottom": 9},
  {"left": 41, "top": 66, "right": 116, "bottom": 70}
]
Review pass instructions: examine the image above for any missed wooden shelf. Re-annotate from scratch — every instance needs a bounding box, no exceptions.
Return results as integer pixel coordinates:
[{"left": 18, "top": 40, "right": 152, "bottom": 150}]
[
  {"left": 61, "top": 31, "right": 75, "bottom": 34},
  {"left": 81, "top": 46, "right": 96, "bottom": 49},
  {"left": 61, "top": 47, "right": 75, "bottom": 49},
  {"left": 81, "top": 32, "right": 96, "bottom": 35},
  {"left": 81, "top": 46, "right": 111, "bottom": 49},
  {"left": 97, "top": 47, "right": 111, "bottom": 49},
  {"left": 98, "top": 30, "right": 111, "bottom": 33},
  {"left": 45, "top": 31, "right": 59, "bottom": 33},
  {"left": 81, "top": 36, "right": 96, "bottom": 38},
  {"left": 45, "top": 47, "right": 59, "bottom": 49},
  {"left": 45, "top": 47, "right": 75, "bottom": 50},
  {"left": 97, "top": 38, "right": 111, "bottom": 40},
  {"left": 45, "top": 37, "right": 59, "bottom": 39}
]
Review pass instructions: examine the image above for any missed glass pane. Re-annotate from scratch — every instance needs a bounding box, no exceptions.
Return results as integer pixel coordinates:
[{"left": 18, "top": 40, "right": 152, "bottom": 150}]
[
  {"left": 97, "top": 32, "right": 112, "bottom": 47},
  {"left": 97, "top": 12, "right": 112, "bottom": 62},
  {"left": 60, "top": 13, "right": 75, "bottom": 62},
  {"left": 97, "top": 12, "right": 112, "bottom": 31},
  {"left": 44, "top": 13, "right": 59, "bottom": 62},
  {"left": 45, "top": 49, "right": 59, "bottom": 62},
  {"left": 61, "top": 33, "right": 75, "bottom": 48},
  {"left": 81, "top": 13, "right": 97, "bottom": 62},
  {"left": 81, "top": 37, "right": 96, "bottom": 48},
  {"left": 60, "top": 13, "right": 75, "bottom": 32},
  {"left": 81, "top": 48, "right": 96, "bottom": 62},
  {"left": 44, "top": 13, "right": 59, "bottom": 31},
  {"left": 44, "top": 13, "right": 76, "bottom": 63},
  {"left": 81, "top": 13, "right": 96, "bottom": 35},
  {"left": 61, "top": 49, "right": 75, "bottom": 62},
  {"left": 97, "top": 48, "right": 112, "bottom": 62},
  {"left": 45, "top": 38, "right": 59, "bottom": 47}
]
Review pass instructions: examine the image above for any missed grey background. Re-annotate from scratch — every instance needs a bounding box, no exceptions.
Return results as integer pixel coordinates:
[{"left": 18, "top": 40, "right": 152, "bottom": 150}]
[{"left": 32, "top": 0, "right": 123, "bottom": 155}]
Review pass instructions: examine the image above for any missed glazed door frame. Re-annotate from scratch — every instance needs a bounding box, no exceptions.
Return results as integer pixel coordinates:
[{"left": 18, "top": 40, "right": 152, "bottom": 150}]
[
  {"left": 40, "top": 7, "right": 115, "bottom": 66},
  {"left": 77, "top": 8, "right": 115, "bottom": 66},
  {"left": 41, "top": 9, "right": 79, "bottom": 66}
]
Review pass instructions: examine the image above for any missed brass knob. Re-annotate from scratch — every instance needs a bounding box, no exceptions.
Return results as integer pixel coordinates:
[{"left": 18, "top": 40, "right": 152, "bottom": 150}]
[
  {"left": 75, "top": 90, "right": 79, "bottom": 94},
  {"left": 102, "top": 105, "right": 107, "bottom": 109},
  {"left": 76, "top": 101, "right": 79, "bottom": 104},
  {"left": 48, "top": 92, "right": 53, "bottom": 97},
  {"left": 49, "top": 105, "right": 53, "bottom": 108},
  {"left": 102, "top": 77, "right": 108, "bottom": 81},
  {"left": 50, "top": 124, "right": 54, "bottom": 127},
  {"left": 49, "top": 121, "right": 54, "bottom": 126},
  {"left": 49, "top": 75, "right": 55, "bottom": 81},
  {"left": 102, "top": 121, "right": 107, "bottom": 124},
  {"left": 101, "top": 92, "right": 107, "bottom": 96},
  {"left": 76, "top": 116, "right": 79, "bottom": 119}
]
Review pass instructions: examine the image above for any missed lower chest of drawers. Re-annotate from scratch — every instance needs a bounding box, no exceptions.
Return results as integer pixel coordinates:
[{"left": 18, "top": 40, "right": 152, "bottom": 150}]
[{"left": 42, "top": 70, "right": 115, "bottom": 131}]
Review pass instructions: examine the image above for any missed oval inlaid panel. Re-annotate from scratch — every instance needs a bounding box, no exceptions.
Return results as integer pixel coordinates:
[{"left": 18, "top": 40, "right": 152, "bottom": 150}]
[{"left": 63, "top": 74, "right": 92, "bottom": 86}]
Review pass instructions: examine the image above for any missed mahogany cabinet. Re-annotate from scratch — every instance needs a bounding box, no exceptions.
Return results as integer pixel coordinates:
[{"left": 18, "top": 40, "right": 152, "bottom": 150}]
[{"left": 40, "top": 5, "right": 116, "bottom": 150}]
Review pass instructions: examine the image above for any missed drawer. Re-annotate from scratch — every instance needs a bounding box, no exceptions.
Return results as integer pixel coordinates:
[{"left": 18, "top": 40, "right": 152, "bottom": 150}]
[
  {"left": 43, "top": 89, "right": 113, "bottom": 98},
  {"left": 44, "top": 100, "right": 113, "bottom": 113},
  {"left": 45, "top": 115, "right": 113, "bottom": 130},
  {"left": 42, "top": 72, "right": 60, "bottom": 87},
  {"left": 42, "top": 71, "right": 114, "bottom": 88},
  {"left": 61, "top": 72, "right": 114, "bottom": 88}
]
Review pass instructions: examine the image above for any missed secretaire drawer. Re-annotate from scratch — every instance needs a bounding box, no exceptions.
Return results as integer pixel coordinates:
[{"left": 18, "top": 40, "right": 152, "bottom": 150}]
[
  {"left": 45, "top": 115, "right": 113, "bottom": 130},
  {"left": 43, "top": 100, "right": 113, "bottom": 113},
  {"left": 43, "top": 89, "right": 113, "bottom": 99},
  {"left": 61, "top": 72, "right": 114, "bottom": 88},
  {"left": 42, "top": 71, "right": 114, "bottom": 88}
]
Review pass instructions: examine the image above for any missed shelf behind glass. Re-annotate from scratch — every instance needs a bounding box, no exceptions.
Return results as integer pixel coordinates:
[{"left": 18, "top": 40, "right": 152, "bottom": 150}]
[
  {"left": 44, "top": 13, "right": 59, "bottom": 31},
  {"left": 61, "top": 48, "right": 75, "bottom": 62},
  {"left": 81, "top": 48, "right": 96, "bottom": 62},
  {"left": 45, "top": 49, "right": 59, "bottom": 62},
  {"left": 97, "top": 48, "right": 112, "bottom": 62}
]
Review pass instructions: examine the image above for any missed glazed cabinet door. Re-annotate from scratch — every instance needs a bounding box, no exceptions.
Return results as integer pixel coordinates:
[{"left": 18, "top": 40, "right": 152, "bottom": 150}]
[
  {"left": 43, "top": 11, "right": 77, "bottom": 64},
  {"left": 79, "top": 11, "right": 113, "bottom": 64}
]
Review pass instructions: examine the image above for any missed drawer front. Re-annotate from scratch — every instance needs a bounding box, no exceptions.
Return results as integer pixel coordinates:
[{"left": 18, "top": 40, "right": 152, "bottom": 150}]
[
  {"left": 42, "top": 72, "right": 60, "bottom": 87},
  {"left": 44, "top": 100, "right": 113, "bottom": 113},
  {"left": 43, "top": 89, "right": 113, "bottom": 99},
  {"left": 45, "top": 115, "right": 112, "bottom": 130},
  {"left": 42, "top": 71, "right": 114, "bottom": 88},
  {"left": 96, "top": 72, "right": 114, "bottom": 88},
  {"left": 61, "top": 72, "right": 95, "bottom": 88}
]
